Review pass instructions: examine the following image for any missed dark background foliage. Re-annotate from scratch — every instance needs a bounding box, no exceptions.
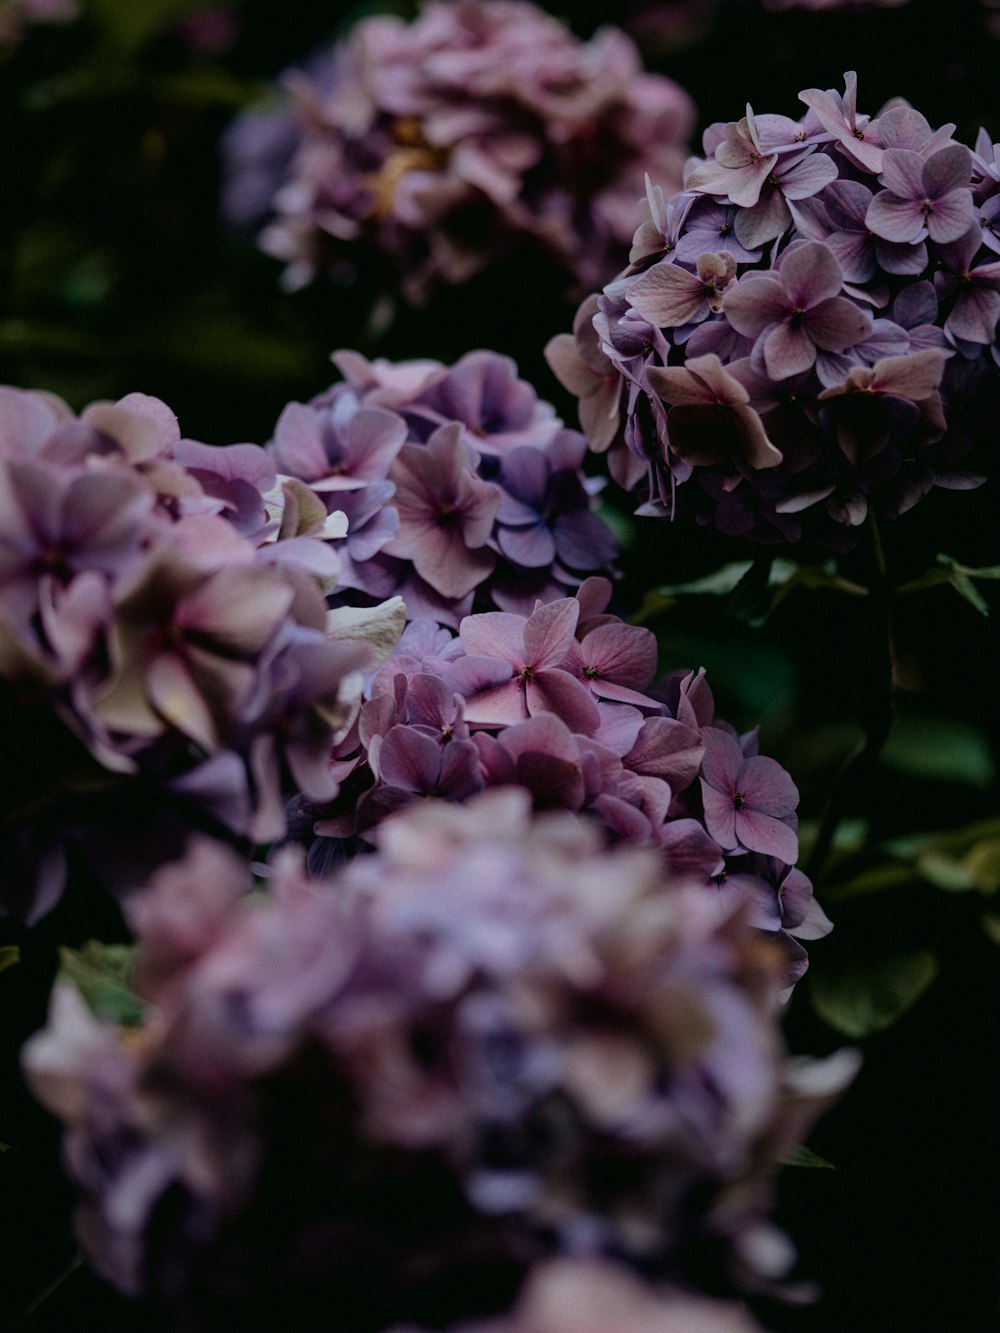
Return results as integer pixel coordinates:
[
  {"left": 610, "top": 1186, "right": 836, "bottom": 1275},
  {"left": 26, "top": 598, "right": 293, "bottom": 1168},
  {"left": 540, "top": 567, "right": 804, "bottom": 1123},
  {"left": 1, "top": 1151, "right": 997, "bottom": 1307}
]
[{"left": 1, "top": 1, "right": 998, "bottom": 1329}]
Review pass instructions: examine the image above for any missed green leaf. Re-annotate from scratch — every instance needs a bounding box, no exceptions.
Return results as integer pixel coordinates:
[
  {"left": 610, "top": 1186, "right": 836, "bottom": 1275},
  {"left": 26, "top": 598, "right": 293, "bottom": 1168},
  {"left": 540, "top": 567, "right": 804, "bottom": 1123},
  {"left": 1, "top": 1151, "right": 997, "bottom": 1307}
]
[
  {"left": 810, "top": 950, "right": 939, "bottom": 1038},
  {"left": 916, "top": 850, "right": 977, "bottom": 892},
  {"left": 58, "top": 942, "right": 143, "bottom": 1026},
  {"left": 726, "top": 554, "right": 775, "bottom": 625},
  {"left": 650, "top": 557, "right": 866, "bottom": 628},
  {"left": 982, "top": 907, "right": 1000, "bottom": 946},
  {"left": 959, "top": 837, "right": 1000, "bottom": 893},
  {"left": 881, "top": 715, "right": 995, "bottom": 789},
  {"left": 629, "top": 587, "right": 676, "bottom": 626},
  {"left": 783, "top": 1144, "right": 836, "bottom": 1169},
  {"left": 897, "top": 554, "right": 1000, "bottom": 616},
  {"left": 0, "top": 945, "right": 19, "bottom": 975},
  {"left": 656, "top": 561, "right": 754, "bottom": 599}
]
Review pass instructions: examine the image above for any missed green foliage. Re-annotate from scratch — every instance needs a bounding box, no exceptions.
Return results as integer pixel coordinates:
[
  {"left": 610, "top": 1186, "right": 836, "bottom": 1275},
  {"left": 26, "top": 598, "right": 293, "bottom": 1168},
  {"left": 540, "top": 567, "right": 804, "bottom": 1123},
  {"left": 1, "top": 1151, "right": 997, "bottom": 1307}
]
[
  {"left": 0, "top": 945, "right": 19, "bottom": 975},
  {"left": 895, "top": 553, "right": 1000, "bottom": 617},
  {"left": 637, "top": 556, "right": 868, "bottom": 630},
  {"left": 809, "top": 950, "right": 939, "bottom": 1039},
  {"left": 783, "top": 1144, "right": 836, "bottom": 1170},
  {"left": 57, "top": 941, "right": 144, "bottom": 1026},
  {"left": 880, "top": 715, "right": 995, "bottom": 789}
]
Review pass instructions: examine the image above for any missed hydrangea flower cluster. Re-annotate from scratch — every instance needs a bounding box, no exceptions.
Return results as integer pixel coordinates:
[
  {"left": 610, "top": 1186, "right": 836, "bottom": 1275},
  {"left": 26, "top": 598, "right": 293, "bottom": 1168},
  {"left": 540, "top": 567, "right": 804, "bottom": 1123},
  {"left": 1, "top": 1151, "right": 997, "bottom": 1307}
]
[
  {"left": 295, "top": 578, "right": 830, "bottom": 987},
  {"left": 268, "top": 348, "right": 620, "bottom": 626},
  {"left": 221, "top": 0, "right": 694, "bottom": 300},
  {"left": 0, "top": 385, "right": 402, "bottom": 923},
  {"left": 548, "top": 74, "right": 1000, "bottom": 545},
  {"left": 24, "top": 792, "right": 856, "bottom": 1323}
]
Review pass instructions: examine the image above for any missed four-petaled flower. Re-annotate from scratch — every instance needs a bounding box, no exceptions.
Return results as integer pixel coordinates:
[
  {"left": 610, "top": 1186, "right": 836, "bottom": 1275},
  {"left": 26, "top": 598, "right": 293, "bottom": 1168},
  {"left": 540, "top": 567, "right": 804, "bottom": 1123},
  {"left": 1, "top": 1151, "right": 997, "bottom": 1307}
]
[{"left": 700, "top": 726, "right": 799, "bottom": 863}]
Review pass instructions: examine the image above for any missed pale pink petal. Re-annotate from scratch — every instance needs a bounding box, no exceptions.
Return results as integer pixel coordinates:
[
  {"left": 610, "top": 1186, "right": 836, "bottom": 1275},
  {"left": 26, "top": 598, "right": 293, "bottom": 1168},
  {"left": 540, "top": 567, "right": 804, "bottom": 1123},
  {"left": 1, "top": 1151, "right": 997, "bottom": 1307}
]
[
  {"left": 459, "top": 610, "right": 526, "bottom": 665},
  {"left": 805, "top": 296, "right": 872, "bottom": 352},
  {"left": 742, "top": 754, "right": 799, "bottom": 816},
  {"left": 878, "top": 148, "right": 926, "bottom": 200},
  {"left": 763, "top": 320, "right": 817, "bottom": 380},
  {"left": 949, "top": 285, "right": 1000, "bottom": 343},
  {"left": 870, "top": 349, "right": 946, "bottom": 398},
  {"left": 734, "top": 808, "right": 799, "bottom": 863},
  {"left": 921, "top": 143, "right": 971, "bottom": 198},
  {"left": 866, "top": 192, "right": 925, "bottom": 244},
  {"left": 732, "top": 405, "right": 783, "bottom": 470},
  {"left": 723, "top": 275, "right": 790, "bottom": 337},
  {"left": 625, "top": 715, "right": 704, "bottom": 790},
  {"left": 628, "top": 262, "right": 709, "bottom": 328},
  {"left": 461, "top": 680, "right": 530, "bottom": 727},
  {"left": 779, "top": 241, "right": 843, "bottom": 308},
  {"left": 925, "top": 189, "right": 976, "bottom": 244},
  {"left": 378, "top": 726, "right": 443, "bottom": 793},
  {"left": 580, "top": 622, "right": 657, "bottom": 689},
  {"left": 526, "top": 670, "right": 601, "bottom": 733},
  {"left": 780, "top": 152, "right": 839, "bottom": 200},
  {"left": 523, "top": 597, "right": 580, "bottom": 670},
  {"left": 699, "top": 725, "right": 742, "bottom": 793},
  {"left": 147, "top": 653, "right": 218, "bottom": 750},
  {"left": 701, "top": 782, "right": 739, "bottom": 850}
]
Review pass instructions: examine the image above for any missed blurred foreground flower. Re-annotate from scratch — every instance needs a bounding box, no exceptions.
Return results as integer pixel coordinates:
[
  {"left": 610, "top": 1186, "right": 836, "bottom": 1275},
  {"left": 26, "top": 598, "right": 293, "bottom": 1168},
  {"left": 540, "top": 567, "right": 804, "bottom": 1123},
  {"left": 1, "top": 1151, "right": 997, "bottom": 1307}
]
[
  {"left": 221, "top": 0, "right": 694, "bottom": 300},
  {"left": 0, "top": 385, "right": 403, "bottom": 922},
  {"left": 549, "top": 74, "right": 1000, "bottom": 545},
  {"left": 394, "top": 1258, "right": 768, "bottom": 1331},
  {"left": 25, "top": 792, "right": 856, "bottom": 1325}
]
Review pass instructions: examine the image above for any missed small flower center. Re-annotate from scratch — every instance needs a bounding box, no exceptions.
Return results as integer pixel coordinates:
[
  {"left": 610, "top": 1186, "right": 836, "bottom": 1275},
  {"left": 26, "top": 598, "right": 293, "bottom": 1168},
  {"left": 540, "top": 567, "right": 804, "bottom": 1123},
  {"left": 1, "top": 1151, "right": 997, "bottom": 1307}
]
[
  {"left": 732, "top": 792, "right": 747, "bottom": 810},
  {"left": 582, "top": 664, "right": 600, "bottom": 679}
]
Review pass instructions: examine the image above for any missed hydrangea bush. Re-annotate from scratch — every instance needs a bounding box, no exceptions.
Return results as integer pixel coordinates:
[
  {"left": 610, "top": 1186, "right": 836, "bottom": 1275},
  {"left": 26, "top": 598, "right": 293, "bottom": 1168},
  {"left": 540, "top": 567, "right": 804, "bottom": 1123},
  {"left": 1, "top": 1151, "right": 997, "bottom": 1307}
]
[
  {"left": 222, "top": 0, "right": 695, "bottom": 299},
  {"left": 268, "top": 347, "right": 620, "bottom": 625},
  {"left": 7, "top": 4, "right": 997, "bottom": 1330},
  {"left": 0, "top": 385, "right": 402, "bottom": 922},
  {"left": 291, "top": 579, "right": 830, "bottom": 988},
  {"left": 24, "top": 792, "right": 856, "bottom": 1324},
  {"left": 548, "top": 74, "right": 1000, "bottom": 545}
]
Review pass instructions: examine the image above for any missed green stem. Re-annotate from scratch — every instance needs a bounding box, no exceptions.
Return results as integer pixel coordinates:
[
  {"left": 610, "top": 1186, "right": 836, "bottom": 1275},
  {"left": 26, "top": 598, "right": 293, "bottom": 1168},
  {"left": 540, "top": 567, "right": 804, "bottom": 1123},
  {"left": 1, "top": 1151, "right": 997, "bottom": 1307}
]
[
  {"left": 806, "top": 512, "right": 896, "bottom": 883},
  {"left": 11, "top": 1254, "right": 83, "bottom": 1330}
]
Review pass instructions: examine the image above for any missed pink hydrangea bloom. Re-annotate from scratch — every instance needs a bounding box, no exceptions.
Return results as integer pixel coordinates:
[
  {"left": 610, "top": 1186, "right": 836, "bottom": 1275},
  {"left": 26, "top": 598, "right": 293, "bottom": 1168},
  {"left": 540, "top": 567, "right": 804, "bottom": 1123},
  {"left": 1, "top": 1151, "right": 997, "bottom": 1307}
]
[{"left": 300, "top": 580, "right": 829, "bottom": 989}]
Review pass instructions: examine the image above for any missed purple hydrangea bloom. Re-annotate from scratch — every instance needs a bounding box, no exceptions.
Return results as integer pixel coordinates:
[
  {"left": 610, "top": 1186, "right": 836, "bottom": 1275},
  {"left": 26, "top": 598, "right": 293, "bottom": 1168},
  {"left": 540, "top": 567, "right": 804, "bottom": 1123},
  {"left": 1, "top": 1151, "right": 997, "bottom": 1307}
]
[
  {"left": 0, "top": 386, "right": 401, "bottom": 923},
  {"left": 549, "top": 74, "right": 999, "bottom": 544},
  {"left": 266, "top": 349, "right": 620, "bottom": 628},
  {"left": 220, "top": 0, "right": 694, "bottom": 301},
  {"left": 24, "top": 796, "right": 857, "bottom": 1318},
  {"left": 300, "top": 581, "right": 828, "bottom": 988}
]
